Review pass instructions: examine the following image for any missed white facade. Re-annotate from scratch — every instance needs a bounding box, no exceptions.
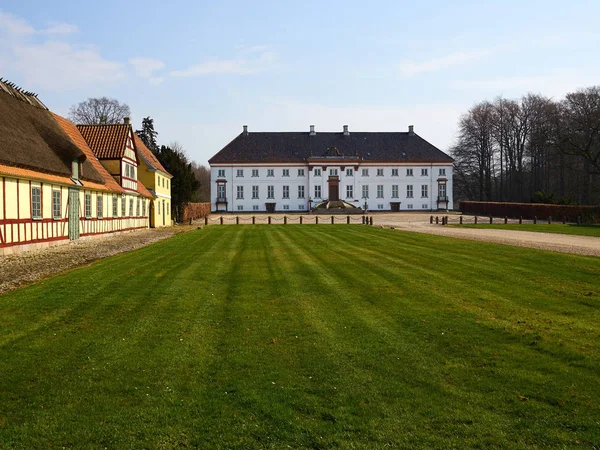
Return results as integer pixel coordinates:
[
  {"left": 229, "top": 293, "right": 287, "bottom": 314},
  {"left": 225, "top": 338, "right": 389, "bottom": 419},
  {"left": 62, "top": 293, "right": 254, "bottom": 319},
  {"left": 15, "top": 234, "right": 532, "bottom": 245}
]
[{"left": 210, "top": 162, "right": 453, "bottom": 212}]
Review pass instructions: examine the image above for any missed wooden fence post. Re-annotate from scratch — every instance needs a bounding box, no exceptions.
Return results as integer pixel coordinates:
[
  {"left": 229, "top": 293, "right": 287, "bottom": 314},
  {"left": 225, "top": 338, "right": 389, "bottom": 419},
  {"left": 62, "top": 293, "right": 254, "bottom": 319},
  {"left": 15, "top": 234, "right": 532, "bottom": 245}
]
[
  {"left": 435, "top": 216, "right": 439, "bottom": 224},
  {"left": 205, "top": 216, "right": 208, "bottom": 226},
  {"left": 331, "top": 215, "right": 334, "bottom": 224},
  {"left": 489, "top": 215, "right": 493, "bottom": 224},
  {"left": 548, "top": 216, "right": 552, "bottom": 224},
  {"left": 284, "top": 216, "right": 287, "bottom": 225},
  {"left": 474, "top": 216, "right": 478, "bottom": 224},
  {"left": 445, "top": 216, "right": 449, "bottom": 225},
  {"left": 362, "top": 216, "right": 365, "bottom": 224},
  {"left": 347, "top": 215, "right": 350, "bottom": 224},
  {"left": 430, "top": 215, "right": 433, "bottom": 224},
  {"left": 504, "top": 216, "right": 508, "bottom": 224},
  {"left": 252, "top": 216, "right": 255, "bottom": 224},
  {"left": 370, "top": 217, "right": 373, "bottom": 226},
  {"left": 533, "top": 216, "right": 537, "bottom": 224},
  {"left": 316, "top": 216, "right": 319, "bottom": 224},
  {"left": 268, "top": 216, "right": 271, "bottom": 225},
  {"left": 459, "top": 216, "right": 463, "bottom": 225},
  {"left": 519, "top": 216, "right": 522, "bottom": 224},
  {"left": 300, "top": 216, "right": 303, "bottom": 224},
  {"left": 236, "top": 216, "right": 239, "bottom": 225},
  {"left": 220, "top": 216, "right": 223, "bottom": 225}
]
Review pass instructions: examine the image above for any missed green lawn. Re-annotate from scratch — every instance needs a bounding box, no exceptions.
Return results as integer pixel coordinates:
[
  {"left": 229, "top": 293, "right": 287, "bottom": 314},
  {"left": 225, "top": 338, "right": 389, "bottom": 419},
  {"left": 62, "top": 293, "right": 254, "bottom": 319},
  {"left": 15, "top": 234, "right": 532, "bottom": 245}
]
[
  {"left": 453, "top": 223, "right": 600, "bottom": 237},
  {"left": 1, "top": 226, "right": 599, "bottom": 448}
]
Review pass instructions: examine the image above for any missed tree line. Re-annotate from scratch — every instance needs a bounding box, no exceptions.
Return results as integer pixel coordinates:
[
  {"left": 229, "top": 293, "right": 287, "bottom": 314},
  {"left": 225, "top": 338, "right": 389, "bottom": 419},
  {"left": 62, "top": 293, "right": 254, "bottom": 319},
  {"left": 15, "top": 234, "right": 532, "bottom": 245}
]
[
  {"left": 69, "top": 98, "right": 210, "bottom": 221},
  {"left": 452, "top": 86, "right": 600, "bottom": 205}
]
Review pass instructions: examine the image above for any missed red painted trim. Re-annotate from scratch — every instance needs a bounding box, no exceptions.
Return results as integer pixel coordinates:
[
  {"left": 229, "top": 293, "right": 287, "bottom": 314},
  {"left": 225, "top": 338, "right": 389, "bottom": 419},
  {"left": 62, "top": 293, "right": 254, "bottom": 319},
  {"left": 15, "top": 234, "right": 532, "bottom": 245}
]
[
  {"left": 0, "top": 235, "right": 68, "bottom": 249},
  {"left": 122, "top": 175, "right": 138, "bottom": 183},
  {"left": 122, "top": 155, "right": 137, "bottom": 165},
  {"left": 0, "top": 218, "right": 67, "bottom": 225}
]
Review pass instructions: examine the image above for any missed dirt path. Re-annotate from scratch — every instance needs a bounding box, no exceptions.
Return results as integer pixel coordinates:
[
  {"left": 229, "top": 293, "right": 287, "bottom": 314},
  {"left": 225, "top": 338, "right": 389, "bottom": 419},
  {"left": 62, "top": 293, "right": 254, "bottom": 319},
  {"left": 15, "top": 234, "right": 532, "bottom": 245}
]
[
  {"left": 372, "top": 214, "right": 600, "bottom": 257},
  {"left": 0, "top": 226, "right": 196, "bottom": 295}
]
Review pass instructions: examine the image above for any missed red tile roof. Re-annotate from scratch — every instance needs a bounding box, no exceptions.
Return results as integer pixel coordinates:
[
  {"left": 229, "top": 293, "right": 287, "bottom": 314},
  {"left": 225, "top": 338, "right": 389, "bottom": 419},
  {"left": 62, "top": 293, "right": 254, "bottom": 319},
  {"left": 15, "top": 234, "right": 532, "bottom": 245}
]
[
  {"left": 53, "top": 114, "right": 124, "bottom": 194},
  {"left": 132, "top": 133, "right": 171, "bottom": 177},
  {"left": 77, "top": 123, "right": 130, "bottom": 159},
  {"left": 137, "top": 181, "right": 153, "bottom": 199}
]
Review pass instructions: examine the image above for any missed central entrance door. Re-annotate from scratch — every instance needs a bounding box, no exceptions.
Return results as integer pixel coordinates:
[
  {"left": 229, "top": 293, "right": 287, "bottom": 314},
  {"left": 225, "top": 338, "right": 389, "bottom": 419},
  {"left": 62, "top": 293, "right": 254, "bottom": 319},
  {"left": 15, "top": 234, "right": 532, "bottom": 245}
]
[{"left": 328, "top": 176, "right": 340, "bottom": 201}]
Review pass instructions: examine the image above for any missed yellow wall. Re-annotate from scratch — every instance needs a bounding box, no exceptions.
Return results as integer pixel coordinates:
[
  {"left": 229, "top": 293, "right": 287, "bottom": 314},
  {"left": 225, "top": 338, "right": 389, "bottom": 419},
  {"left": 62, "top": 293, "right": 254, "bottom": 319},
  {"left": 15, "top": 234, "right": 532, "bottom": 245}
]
[{"left": 137, "top": 158, "right": 172, "bottom": 228}]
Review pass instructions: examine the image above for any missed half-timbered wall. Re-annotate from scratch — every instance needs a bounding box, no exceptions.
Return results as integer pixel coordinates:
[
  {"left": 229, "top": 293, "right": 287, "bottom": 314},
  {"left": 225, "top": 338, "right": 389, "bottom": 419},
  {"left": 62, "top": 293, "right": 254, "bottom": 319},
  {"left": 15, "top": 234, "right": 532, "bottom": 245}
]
[
  {"left": 1, "top": 175, "right": 149, "bottom": 255},
  {"left": 121, "top": 131, "right": 138, "bottom": 193}
]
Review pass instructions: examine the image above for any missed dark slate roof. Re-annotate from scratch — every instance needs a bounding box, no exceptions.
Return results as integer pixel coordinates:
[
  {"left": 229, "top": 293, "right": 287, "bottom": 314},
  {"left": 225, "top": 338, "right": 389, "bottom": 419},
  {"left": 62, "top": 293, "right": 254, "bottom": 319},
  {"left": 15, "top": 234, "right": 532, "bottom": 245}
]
[{"left": 209, "top": 131, "right": 454, "bottom": 164}]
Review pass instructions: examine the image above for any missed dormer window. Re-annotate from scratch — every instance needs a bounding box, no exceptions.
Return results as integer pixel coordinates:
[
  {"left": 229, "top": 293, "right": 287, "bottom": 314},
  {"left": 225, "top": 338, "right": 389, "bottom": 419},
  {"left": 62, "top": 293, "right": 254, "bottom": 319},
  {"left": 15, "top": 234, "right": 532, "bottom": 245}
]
[{"left": 72, "top": 159, "right": 80, "bottom": 180}]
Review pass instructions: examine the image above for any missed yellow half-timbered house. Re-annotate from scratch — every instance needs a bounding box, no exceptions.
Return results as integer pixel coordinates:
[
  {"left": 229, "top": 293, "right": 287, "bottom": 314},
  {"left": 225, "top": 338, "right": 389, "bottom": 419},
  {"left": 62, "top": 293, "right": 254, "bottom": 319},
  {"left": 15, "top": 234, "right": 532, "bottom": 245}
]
[{"left": 0, "top": 80, "right": 152, "bottom": 255}]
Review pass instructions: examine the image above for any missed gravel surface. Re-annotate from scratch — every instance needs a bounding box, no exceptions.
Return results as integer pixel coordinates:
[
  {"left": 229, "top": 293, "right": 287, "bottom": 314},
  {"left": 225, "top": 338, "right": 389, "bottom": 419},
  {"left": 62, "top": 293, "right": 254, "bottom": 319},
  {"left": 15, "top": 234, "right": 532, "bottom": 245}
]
[
  {"left": 372, "top": 213, "right": 600, "bottom": 257},
  {"left": 0, "top": 226, "right": 195, "bottom": 295}
]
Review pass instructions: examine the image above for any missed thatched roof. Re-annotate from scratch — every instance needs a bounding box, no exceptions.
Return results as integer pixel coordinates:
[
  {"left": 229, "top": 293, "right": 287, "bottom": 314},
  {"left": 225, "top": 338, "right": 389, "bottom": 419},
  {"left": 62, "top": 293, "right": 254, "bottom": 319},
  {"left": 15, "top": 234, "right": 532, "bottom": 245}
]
[{"left": 0, "top": 79, "right": 104, "bottom": 183}]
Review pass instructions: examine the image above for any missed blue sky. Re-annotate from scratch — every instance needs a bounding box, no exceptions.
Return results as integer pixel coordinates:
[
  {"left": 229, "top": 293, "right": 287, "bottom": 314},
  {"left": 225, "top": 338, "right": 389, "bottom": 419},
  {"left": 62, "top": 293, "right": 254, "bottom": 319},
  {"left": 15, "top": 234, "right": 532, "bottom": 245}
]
[{"left": 1, "top": 1, "right": 599, "bottom": 164}]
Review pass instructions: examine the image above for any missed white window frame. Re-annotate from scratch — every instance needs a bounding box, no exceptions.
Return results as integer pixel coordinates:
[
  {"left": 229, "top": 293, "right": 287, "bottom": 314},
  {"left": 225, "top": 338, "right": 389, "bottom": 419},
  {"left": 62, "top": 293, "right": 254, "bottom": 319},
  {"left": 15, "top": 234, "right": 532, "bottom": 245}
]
[
  {"left": 97, "top": 194, "right": 103, "bottom": 219},
  {"left": 282, "top": 185, "right": 290, "bottom": 199},
  {"left": 377, "top": 169, "right": 384, "bottom": 177},
  {"left": 267, "top": 185, "right": 274, "bottom": 199},
  {"left": 362, "top": 185, "right": 369, "bottom": 199},
  {"left": 267, "top": 169, "right": 274, "bottom": 177},
  {"left": 252, "top": 169, "right": 259, "bottom": 177},
  {"left": 314, "top": 185, "right": 322, "bottom": 199},
  {"left": 346, "top": 168, "right": 353, "bottom": 176},
  {"left": 421, "top": 168, "right": 428, "bottom": 177},
  {"left": 236, "top": 185, "right": 244, "bottom": 199},
  {"left": 298, "top": 185, "right": 305, "bottom": 199},
  {"left": 252, "top": 185, "right": 259, "bottom": 199},
  {"left": 85, "top": 192, "right": 92, "bottom": 219},
  {"left": 362, "top": 168, "right": 369, "bottom": 177},
  {"left": 314, "top": 168, "right": 322, "bottom": 177},
  {"left": 377, "top": 185, "right": 384, "bottom": 198},
  {"left": 407, "top": 185, "right": 413, "bottom": 198},
  {"left": 52, "top": 188, "right": 61, "bottom": 219},
  {"left": 406, "top": 168, "right": 413, "bottom": 177},
  {"left": 346, "top": 185, "right": 353, "bottom": 199},
  {"left": 282, "top": 169, "right": 290, "bottom": 177},
  {"left": 218, "top": 169, "right": 226, "bottom": 178},
  {"left": 421, "top": 185, "right": 428, "bottom": 198},
  {"left": 392, "top": 185, "right": 399, "bottom": 198},
  {"left": 298, "top": 169, "right": 305, "bottom": 177},
  {"left": 391, "top": 169, "right": 399, "bottom": 177},
  {"left": 31, "top": 185, "right": 42, "bottom": 219}
]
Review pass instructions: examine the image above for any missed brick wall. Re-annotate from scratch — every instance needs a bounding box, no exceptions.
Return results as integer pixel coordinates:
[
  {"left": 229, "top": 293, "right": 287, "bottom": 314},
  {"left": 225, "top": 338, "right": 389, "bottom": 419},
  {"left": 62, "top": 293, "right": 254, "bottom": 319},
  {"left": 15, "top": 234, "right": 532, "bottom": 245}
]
[{"left": 459, "top": 201, "right": 600, "bottom": 223}]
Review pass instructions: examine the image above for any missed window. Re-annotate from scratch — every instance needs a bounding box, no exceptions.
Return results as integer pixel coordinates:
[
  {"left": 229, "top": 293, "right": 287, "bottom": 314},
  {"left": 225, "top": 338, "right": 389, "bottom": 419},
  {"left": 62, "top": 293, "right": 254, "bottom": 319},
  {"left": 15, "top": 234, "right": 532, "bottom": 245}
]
[
  {"left": 236, "top": 185, "right": 244, "bottom": 199},
  {"left": 407, "top": 185, "right": 413, "bottom": 198},
  {"left": 85, "top": 192, "right": 92, "bottom": 218},
  {"left": 236, "top": 169, "right": 244, "bottom": 177},
  {"left": 253, "top": 205, "right": 259, "bottom": 211},
  {"left": 422, "top": 204, "right": 428, "bottom": 209},
  {"left": 377, "top": 169, "right": 384, "bottom": 177},
  {"left": 283, "top": 205, "right": 290, "bottom": 210},
  {"left": 362, "top": 185, "right": 369, "bottom": 198},
  {"left": 283, "top": 169, "right": 290, "bottom": 177},
  {"left": 142, "top": 200, "right": 146, "bottom": 217},
  {"left": 392, "top": 168, "right": 399, "bottom": 177},
  {"left": 121, "top": 195, "right": 125, "bottom": 216},
  {"left": 166, "top": 203, "right": 169, "bottom": 214},
  {"left": 252, "top": 185, "right": 259, "bottom": 199},
  {"left": 283, "top": 185, "right": 290, "bottom": 199},
  {"left": 298, "top": 169, "right": 305, "bottom": 177},
  {"left": 362, "top": 168, "right": 369, "bottom": 177},
  {"left": 97, "top": 195, "right": 103, "bottom": 219},
  {"left": 346, "top": 168, "right": 353, "bottom": 176},
  {"left": 31, "top": 185, "right": 42, "bottom": 219},
  {"left": 346, "top": 185, "right": 353, "bottom": 199},
  {"left": 330, "top": 168, "right": 338, "bottom": 176},
  {"left": 392, "top": 185, "right": 399, "bottom": 198},
  {"left": 439, "top": 184, "right": 447, "bottom": 199},
  {"left": 421, "top": 168, "right": 428, "bottom": 176},
  {"left": 377, "top": 204, "right": 384, "bottom": 210},
  {"left": 136, "top": 198, "right": 140, "bottom": 217},
  {"left": 439, "top": 168, "right": 446, "bottom": 176},
  {"left": 125, "top": 165, "right": 130, "bottom": 178},
  {"left": 217, "top": 184, "right": 225, "bottom": 200},
  {"left": 129, "top": 198, "right": 134, "bottom": 216},
  {"left": 237, "top": 205, "right": 243, "bottom": 211},
  {"left": 314, "top": 168, "right": 322, "bottom": 176},
  {"left": 406, "top": 168, "right": 413, "bottom": 177},
  {"left": 53, "top": 188, "right": 61, "bottom": 219},
  {"left": 218, "top": 169, "right": 225, "bottom": 178},
  {"left": 298, "top": 185, "right": 305, "bottom": 199},
  {"left": 377, "top": 185, "right": 384, "bottom": 198},
  {"left": 421, "top": 185, "right": 428, "bottom": 198},
  {"left": 298, "top": 204, "right": 305, "bottom": 210},
  {"left": 112, "top": 195, "right": 118, "bottom": 217},
  {"left": 267, "top": 185, "right": 274, "bottom": 199},
  {"left": 314, "top": 185, "right": 322, "bottom": 199},
  {"left": 166, "top": 180, "right": 169, "bottom": 189},
  {"left": 158, "top": 201, "right": 161, "bottom": 215},
  {"left": 407, "top": 204, "right": 413, "bottom": 209},
  {"left": 252, "top": 169, "right": 259, "bottom": 177},
  {"left": 267, "top": 169, "right": 274, "bottom": 177}
]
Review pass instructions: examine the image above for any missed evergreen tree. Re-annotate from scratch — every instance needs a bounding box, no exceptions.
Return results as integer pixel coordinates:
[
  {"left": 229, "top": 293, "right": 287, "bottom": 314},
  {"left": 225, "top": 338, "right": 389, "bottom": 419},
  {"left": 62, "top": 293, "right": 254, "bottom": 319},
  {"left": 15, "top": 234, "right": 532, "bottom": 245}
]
[{"left": 136, "top": 117, "right": 159, "bottom": 152}]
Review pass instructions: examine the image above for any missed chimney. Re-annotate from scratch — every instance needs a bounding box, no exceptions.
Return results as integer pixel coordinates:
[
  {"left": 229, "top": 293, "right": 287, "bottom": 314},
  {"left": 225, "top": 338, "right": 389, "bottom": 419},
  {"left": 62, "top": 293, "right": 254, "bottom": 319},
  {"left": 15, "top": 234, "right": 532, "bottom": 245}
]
[
  {"left": 310, "top": 125, "right": 316, "bottom": 136},
  {"left": 243, "top": 125, "right": 248, "bottom": 135},
  {"left": 123, "top": 117, "right": 130, "bottom": 125},
  {"left": 408, "top": 125, "right": 414, "bottom": 135},
  {"left": 343, "top": 125, "right": 349, "bottom": 136}
]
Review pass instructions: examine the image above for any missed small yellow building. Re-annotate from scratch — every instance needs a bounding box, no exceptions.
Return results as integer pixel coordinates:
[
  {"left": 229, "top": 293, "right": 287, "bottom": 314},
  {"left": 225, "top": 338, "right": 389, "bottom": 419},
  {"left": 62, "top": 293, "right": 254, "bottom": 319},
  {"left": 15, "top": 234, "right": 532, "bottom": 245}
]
[
  {"left": 133, "top": 134, "right": 173, "bottom": 227},
  {"left": 0, "top": 80, "right": 153, "bottom": 255}
]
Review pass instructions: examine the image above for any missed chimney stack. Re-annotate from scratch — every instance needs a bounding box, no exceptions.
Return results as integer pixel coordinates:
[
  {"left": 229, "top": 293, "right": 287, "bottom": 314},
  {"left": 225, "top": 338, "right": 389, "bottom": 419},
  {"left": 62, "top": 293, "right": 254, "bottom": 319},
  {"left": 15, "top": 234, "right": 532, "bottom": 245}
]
[
  {"left": 243, "top": 125, "right": 248, "bottom": 135},
  {"left": 123, "top": 117, "right": 130, "bottom": 125},
  {"left": 408, "top": 125, "right": 414, "bottom": 135},
  {"left": 343, "top": 125, "right": 349, "bottom": 136},
  {"left": 310, "top": 125, "right": 316, "bottom": 136}
]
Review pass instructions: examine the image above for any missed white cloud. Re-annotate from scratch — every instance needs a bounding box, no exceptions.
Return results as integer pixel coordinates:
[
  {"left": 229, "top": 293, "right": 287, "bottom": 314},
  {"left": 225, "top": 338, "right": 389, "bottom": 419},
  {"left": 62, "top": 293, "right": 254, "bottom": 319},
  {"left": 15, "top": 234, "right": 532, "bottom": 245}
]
[
  {"left": 0, "top": 11, "right": 34, "bottom": 35},
  {"left": 0, "top": 12, "right": 125, "bottom": 91},
  {"left": 148, "top": 76, "right": 164, "bottom": 85},
  {"left": 129, "top": 56, "right": 165, "bottom": 78},
  {"left": 171, "top": 50, "right": 276, "bottom": 77},
  {"left": 41, "top": 22, "right": 79, "bottom": 35},
  {"left": 449, "top": 69, "right": 600, "bottom": 97},
  {"left": 398, "top": 49, "right": 495, "bottom": 77}
]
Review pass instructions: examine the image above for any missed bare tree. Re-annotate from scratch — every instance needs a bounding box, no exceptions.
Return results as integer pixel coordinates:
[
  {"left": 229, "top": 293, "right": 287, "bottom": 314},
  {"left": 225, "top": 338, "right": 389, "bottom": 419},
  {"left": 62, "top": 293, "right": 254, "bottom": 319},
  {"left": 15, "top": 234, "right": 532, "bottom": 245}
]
[
  {"left": 191, "top": 163, "right": 211, "bottom": 202},
  {"left": 69, "top": 97, "right": 131, "bottom": 125}
]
